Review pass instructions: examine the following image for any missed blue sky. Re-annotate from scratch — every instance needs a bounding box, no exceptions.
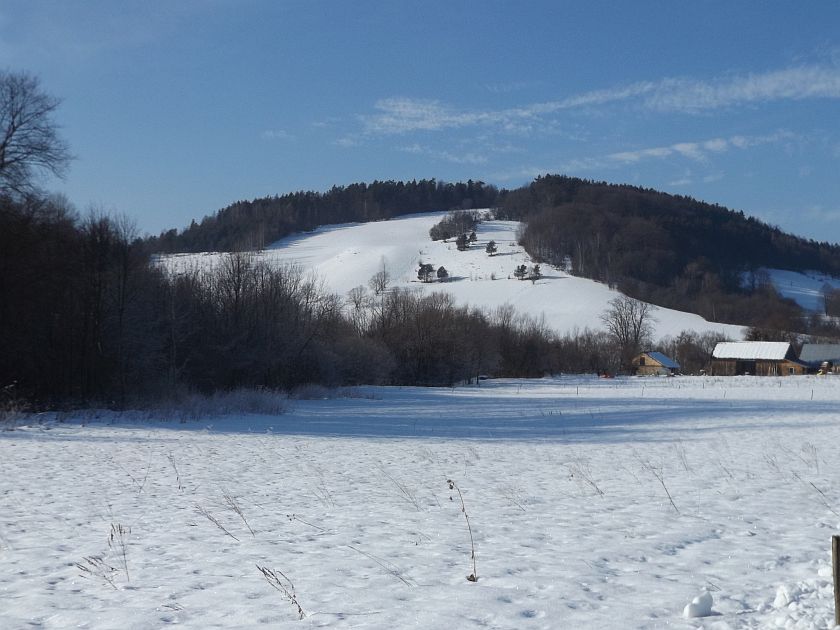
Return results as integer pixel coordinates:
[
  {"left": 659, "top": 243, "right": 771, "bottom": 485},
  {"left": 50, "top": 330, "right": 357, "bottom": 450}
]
[{"left": 2, "top": 1, "right": 839, "bottom": 242}]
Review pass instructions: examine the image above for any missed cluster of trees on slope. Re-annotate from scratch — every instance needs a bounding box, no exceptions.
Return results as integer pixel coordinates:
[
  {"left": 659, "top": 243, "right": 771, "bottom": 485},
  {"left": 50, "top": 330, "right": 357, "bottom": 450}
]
[
  {"left": 501, "top": 175, "right": 840, "bottom": 332},
  {"left": 149, "top": 180, "right": 499, "bottom": 253},
  {"left": 2, "top": 190, "right": 744, "bottom": 410},
  {"left": 0, "top": 194, "right": 573, "bottom": 407},
  {"left": 428, "top": 209, "right": 480, "bottom": 241}
]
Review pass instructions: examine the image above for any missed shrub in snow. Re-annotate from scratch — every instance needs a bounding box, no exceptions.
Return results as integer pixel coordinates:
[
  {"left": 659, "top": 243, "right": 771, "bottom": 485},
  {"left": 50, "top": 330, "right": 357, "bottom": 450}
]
[
  {"left": 682, "top": 591, "right": 713, "bottom": 618},
  {"left": 290, "top": 384, "right": 377, "bottom": 401},
  {"left": 162, "top": 388, "right": 289, "bottom": 420}
]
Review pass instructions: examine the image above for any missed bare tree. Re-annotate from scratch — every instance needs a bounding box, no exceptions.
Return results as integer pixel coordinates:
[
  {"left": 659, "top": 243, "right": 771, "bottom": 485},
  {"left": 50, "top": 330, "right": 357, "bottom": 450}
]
[
  {"left": 600, "top": 295, "right": 656, "bottom": 372},
  {"left": 0, "top": 71, "right": 71, "bottom": 196},
  {"left": 368, "top": 265, "right": 391, "bottom": 296}
]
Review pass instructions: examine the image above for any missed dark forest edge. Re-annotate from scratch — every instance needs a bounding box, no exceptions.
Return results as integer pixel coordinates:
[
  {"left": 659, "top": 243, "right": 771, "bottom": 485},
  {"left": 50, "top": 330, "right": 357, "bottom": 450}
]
[{"left": 0, "top": 192, "right": 660, "bottom": 410}]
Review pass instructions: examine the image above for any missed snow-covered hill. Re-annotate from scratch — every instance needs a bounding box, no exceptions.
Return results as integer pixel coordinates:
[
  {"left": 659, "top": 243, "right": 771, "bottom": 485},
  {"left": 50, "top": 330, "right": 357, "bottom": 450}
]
[
  {"left": 764, "top": 268, "right": 840, "bottom": 312},
  {"left": 161, "top": 212, "right": 744, "bottom": 340}
]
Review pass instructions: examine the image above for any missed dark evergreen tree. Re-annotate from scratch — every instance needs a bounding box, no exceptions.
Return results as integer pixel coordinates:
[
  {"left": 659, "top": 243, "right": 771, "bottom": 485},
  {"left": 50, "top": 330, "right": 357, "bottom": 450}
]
[{"left": 417, "top": 262, "right": 435, "bottom": 283}]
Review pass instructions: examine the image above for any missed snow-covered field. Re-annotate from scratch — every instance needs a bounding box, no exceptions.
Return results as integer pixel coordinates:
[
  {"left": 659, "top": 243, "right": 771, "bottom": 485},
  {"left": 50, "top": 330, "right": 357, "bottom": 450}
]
[
  {"left": 765, "top": 269, "right": 840, "bottom": 313},
  {"left": 3, "top": 376, "right": 840, "bottom": 629},
  {"left": 159, "top": 212, "right": 744, "bottom": 340}
]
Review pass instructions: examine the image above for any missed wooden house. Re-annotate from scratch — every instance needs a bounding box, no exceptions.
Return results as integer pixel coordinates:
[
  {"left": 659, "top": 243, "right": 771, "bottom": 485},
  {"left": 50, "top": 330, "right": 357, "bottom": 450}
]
[
  {"left": 710, "top": 342, "right": 807, "bottom": 376},
  {"left": 798, "top": 344, "right": 840, "bottom": 374},
  {"left": 633, "top": 351, "right": 680, "bottom": 376}
]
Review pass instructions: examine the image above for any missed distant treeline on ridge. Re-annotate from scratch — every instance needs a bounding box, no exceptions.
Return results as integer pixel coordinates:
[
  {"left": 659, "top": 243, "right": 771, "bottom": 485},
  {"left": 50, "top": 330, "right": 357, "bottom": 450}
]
[{"left": 147, "top": 175, "right": 840, "bottom": 332}]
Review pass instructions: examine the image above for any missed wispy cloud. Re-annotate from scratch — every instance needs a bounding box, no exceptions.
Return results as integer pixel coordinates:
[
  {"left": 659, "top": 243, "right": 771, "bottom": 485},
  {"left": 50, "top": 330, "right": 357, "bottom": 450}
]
[
  {"left": 804, "top": 205, "right": 840, "bottom": 225},
  {"left": 643, "top": 66, "right": 840, "bottom": 112},
  {"left": 360, "top": 64, "right": 840, "bottom": 136},
  {"left": 261, "top": 129, "right": 293, "bottom": 141},
  {"left": 604, "top": 131, "right": 796, "bottom": 166},
  {"left": 400, "top": 143, "right": 488, "bottom": 165}
]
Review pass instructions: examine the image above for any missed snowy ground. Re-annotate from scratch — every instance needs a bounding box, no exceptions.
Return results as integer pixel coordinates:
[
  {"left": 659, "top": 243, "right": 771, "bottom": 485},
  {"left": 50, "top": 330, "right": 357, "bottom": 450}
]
[
  {"left": 159, "top": 212, "right": 744, "bottom": 340},
  {"left": 3, "top": 376, "right": 840, "bottom": 629},
  {"left": 765, "top": 269, "right": 840, "bottom": 313}
]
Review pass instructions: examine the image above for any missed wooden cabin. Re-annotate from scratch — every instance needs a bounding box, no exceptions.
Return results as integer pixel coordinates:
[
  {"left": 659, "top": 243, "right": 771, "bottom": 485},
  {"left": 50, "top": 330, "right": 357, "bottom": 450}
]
[
  {"left": 710, "top": 341, "right": 807, "bottom": 376},
  {"left": 633, "top": 351, "right": 680, "bottom": 376}
]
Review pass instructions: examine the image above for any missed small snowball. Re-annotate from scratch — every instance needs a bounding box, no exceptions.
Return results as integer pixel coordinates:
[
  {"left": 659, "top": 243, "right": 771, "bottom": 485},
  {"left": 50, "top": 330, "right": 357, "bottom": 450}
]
[{"left": 683, "top": 590, "right": 714, "bottom": 618}]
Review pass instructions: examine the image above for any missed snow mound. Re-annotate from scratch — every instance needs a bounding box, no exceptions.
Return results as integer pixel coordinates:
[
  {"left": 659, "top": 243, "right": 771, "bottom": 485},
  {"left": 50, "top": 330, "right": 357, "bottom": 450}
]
[{"left": 683, "top": 590, "right": 714, "bottom": 618}]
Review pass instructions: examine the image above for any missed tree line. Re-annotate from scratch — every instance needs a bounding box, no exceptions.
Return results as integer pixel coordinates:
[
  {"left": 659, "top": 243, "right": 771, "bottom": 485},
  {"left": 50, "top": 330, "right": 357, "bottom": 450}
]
[
  {"left": 142, "top": 166, "right": 840, "bottom": 337},
  {"left": 150, "top": 180, "right": 499, "bottom": 253},
  {"left": 3, "top": 192, "right": 743, "bottom": 409},
  {"left": 501, "top": 175, "right": 840, "bottom": 333}
]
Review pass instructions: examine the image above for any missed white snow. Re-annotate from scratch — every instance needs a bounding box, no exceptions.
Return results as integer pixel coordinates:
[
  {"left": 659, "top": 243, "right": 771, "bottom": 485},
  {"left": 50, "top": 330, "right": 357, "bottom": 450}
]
[
  {"left": 683, "top": 591, "right": 714, "bottom": 618},
  {"left": 763, "top": 269, "right": 840, "bottom": 312},
  {"left": 712, "top": 341, "right": 791, "bottom": 360},
  {"left": 159, "top": 212, "right": 745, "bottom": 340},
  {"left": 4, "top": 375, "right": 840, "bottom": 628}
]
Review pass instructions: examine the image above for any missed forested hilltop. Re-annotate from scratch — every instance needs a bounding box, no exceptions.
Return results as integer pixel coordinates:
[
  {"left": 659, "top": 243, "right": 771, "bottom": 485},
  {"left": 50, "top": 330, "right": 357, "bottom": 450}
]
[
  {"left": 149, "top": 175, "right": 840, "bottom": 333},
  {"left": 149, "top": 180, "right": 500, "bottom": 253},
  {"left": 499, "top": 176, "right": 840, "bottom": 331}
]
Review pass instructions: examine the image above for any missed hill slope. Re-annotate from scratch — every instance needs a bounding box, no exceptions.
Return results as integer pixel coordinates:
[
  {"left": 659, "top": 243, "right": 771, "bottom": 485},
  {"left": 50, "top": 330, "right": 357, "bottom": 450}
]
[
  {"left": 162, "top": 211, "right": 744, "bottom": 341},
  {"left": 150, "top": 176, "right": 840, "bottom": 333}
]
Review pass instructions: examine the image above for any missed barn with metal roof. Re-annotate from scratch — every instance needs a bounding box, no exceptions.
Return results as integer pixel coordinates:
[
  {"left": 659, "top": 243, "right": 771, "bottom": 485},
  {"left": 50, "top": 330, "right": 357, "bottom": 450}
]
[{"left": 710, "top": 342, "right": 807, "bottom": 376}]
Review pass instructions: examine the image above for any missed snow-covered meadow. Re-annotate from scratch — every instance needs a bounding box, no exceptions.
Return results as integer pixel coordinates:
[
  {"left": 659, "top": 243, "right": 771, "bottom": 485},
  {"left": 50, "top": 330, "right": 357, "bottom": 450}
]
[
  {"left": 3, "top": 376, "right": 840, "bottom": 629},
  {"left": 159, "top": 212, "right": 745, "bottom": 341}
]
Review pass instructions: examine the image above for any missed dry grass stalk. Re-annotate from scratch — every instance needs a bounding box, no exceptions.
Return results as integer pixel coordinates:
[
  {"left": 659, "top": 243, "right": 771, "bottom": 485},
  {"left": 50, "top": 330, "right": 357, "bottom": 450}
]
[
  {"left": 194, "top": 503, "right": 240, "bottom": 541},
  {"left": 75, "top": 556, "right": 118, "bottom": 589},
  {"left": 166, "top": 452, "right": 184, "bottom": 491},
  {"left": 108, "top": 523, "right": 131, "bottom": 582},
  {"left": 447, "top": 478, "right": 478, "bottom": 582},
  {"left": 257, "top": 565, "right": 306, "bottom": 619},
  {"left": 347, "top": 544, "right": 415, "bottom": 586},
  {"left": 223, "top": 492, "right": 255, "bottom": 537}
]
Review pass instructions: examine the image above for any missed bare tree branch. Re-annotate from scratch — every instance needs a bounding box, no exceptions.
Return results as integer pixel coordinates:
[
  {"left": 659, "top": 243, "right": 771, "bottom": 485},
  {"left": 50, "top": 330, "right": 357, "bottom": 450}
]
[{"left": 0, "top": 71, "right": 71, "bottom": 196}]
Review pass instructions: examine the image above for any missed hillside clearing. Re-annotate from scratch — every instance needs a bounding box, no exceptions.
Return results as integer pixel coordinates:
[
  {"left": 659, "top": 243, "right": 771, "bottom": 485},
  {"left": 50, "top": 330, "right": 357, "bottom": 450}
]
[{"left": 160, "top": 212, "right": 745, "bottom": 341}]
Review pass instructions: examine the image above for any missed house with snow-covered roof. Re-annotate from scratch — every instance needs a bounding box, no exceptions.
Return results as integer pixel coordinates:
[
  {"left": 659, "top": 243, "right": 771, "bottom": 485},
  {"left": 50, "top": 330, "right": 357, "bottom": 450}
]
[
  {"left": 633, "top": 351, "right": 680, "bottom": 376},
  {"left": 710, "top": 341, "right": 807, "bottom": 376},
  {"left": 798, "top": 344, "right": 840, "bottom": 373}
]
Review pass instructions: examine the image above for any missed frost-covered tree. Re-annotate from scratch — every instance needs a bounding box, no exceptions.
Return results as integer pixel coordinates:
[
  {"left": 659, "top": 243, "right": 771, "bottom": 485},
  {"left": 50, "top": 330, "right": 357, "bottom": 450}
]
[{"left": 485, "top": 240, "right": 497, "bottom": 256}]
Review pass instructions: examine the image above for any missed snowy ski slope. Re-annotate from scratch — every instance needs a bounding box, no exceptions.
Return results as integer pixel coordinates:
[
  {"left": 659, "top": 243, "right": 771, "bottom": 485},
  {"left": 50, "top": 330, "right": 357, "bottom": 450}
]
[{"left": 161, "top": 212, "right": 745, "bottom": 341}]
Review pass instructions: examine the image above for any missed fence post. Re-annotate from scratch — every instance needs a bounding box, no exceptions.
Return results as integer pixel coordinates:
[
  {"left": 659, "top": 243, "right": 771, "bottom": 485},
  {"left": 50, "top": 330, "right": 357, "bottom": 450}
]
[{"left": 833, "top": 535, "right": 840, "bottom": 626}]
